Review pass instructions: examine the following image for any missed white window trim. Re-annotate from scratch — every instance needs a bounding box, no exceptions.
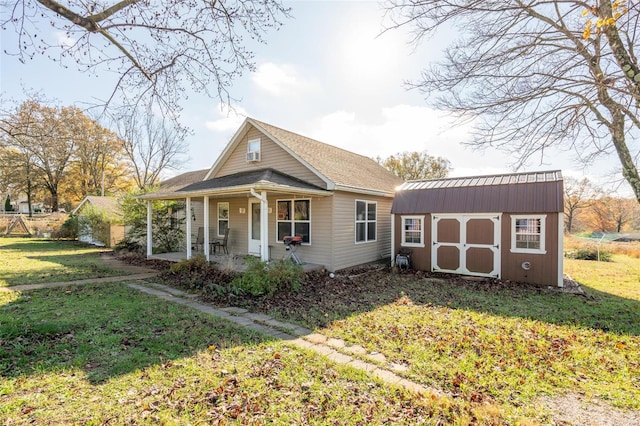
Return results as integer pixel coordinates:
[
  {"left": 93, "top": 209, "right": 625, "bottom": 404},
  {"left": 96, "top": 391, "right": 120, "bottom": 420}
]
[
  {"left": 401, "top": 215, "right": 425, "bottom": 248},
  {"left": 510, "top": 214, "right": 547, "bottom": 254},
  {"left": 247, "top": 138, "right": 261, "bottom": 154},
  {"left": 217, "top": 202, "right": 229, "bottom": 237},
  {"left": 355, "top": 200, "right": 377, "bottom": 244},
  {"left": 276, "top": 198, "right": 311, "bottom": 244}
]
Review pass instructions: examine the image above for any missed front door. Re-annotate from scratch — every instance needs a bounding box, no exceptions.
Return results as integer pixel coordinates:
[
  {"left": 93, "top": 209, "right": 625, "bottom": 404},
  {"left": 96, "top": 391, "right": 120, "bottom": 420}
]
[{"left": 248, "top": 200, "right": 261, "bottom": 255}]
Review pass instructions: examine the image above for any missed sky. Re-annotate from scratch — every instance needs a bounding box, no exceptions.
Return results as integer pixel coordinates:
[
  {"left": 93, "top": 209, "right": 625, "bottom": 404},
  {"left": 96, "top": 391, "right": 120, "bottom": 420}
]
[{"left": 0, "top": 0, "right": 631, "bottom": 194}]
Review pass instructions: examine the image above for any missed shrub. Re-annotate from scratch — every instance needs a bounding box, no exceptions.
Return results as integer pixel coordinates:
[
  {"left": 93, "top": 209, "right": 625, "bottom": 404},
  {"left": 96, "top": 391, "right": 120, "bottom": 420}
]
[
  {"left": 230, "top": 257, "right": 303, "bottom": 297},
  {"left": 169, "top": 254, "right": 209, "bottom": 274},
  {"left": 113, "top": 237, "right": 144, "bottom": 254},
  {"left": 566, "top": 247, "right": 612, "bottom": 262},
  {"left": 54, "top": 215, "right": 78, "bottom": 239}
]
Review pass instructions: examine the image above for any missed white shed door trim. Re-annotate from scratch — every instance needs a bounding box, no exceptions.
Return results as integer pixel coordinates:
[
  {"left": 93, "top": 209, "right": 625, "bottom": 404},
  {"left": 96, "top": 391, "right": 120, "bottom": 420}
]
[{"left": 431, "top": 213, "right": 501, "bottom": 279}]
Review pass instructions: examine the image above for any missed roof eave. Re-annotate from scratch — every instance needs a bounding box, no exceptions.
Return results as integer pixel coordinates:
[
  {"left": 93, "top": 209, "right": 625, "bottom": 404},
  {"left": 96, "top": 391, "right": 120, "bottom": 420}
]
[
  {"left": 138, "top": 183, "right": 332, "bottom": 200},
  {"left": 334, "top": 184, "right": 395, "bottom": 198}
]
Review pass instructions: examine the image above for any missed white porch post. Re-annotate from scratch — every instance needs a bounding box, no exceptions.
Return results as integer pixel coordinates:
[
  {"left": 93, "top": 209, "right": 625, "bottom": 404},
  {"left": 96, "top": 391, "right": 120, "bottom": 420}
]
[
  {"left": 259, "top": 191, "right": 269, "bottom": 262},
  {"left": 186, "top": 197, "right": 192, "bottom": 259},
  {"left": 204, "top": 195, "right": 210, "bottom": 261},
  {"left": 250, "top": 188, "right": 269, "bottom": 262},
  {"left": 146, "top": 200, "right": 153, "bottom": 258}
]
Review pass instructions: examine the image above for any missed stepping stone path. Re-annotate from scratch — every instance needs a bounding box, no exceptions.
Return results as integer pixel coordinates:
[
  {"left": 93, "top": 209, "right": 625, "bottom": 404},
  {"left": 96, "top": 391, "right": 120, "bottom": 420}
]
[
  {"left": 125, "top": 281, "right": 443, "bottom": 397},
  {"left": 3, "top": 254, "right": 443, "bottom": 398}
]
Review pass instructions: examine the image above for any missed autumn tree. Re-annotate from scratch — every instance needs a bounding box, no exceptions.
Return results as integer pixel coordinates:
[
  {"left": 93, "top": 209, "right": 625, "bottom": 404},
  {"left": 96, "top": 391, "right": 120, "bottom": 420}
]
[
  {"left": 0, "top": 100, "right": 81, "bottom": 211},
  {"left": 1, "top": 0, "right": 290, "bottom": 115},
  {"left": 64, "top": 118, "right": 133, "bottom": 204},
  {"left": 384, "top": 1, "right": 640, "bottom": 202},
  {"left": 378, "top": 150, "right": 451, "bottom": 181},
  {"left": 0, "top": 145, "right": 39, "bottom": 216},
  {"left": 587, "top": 196, "right": 638, "bottom": 232},
  {"left": 114, "top": 113, "right": 188, "bottom": 190},
  {"left": 564, "top": 177, "right": 600, "bottom": 233},
  {"left": 0, "top": 99, "right": 133, "bottom": 211}
]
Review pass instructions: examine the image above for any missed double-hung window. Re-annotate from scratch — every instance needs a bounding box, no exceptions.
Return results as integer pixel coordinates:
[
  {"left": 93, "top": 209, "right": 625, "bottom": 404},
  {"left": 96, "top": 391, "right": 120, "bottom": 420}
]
[
  {"left": 511, "top": 215, "right": 546, "bottom": 253},
  {"left": 277, "top": 199, "right": 311, "bottom": 243},
  {"left": 355, "top": 200, "right": 376, "bottom": 243},
  {"left": 401, "top": 216, "right": 424, "bottom": 247},
  {"left": 246, "top": 138, "right": 261, "bottom": 162}
]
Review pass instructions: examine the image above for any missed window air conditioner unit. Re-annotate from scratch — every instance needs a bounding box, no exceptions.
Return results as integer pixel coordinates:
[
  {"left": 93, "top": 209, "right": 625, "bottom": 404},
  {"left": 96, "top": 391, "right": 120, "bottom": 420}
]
[{"left": 246, "top": 151, "right": 260, "bottom": 162}]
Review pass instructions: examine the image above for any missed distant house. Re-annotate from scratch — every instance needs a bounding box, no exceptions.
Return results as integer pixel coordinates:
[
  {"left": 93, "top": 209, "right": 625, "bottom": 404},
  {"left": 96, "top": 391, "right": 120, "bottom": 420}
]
[
  {"left": 391, "top": 171, "right": 564, "bottom": 287},
  {"left": 72, "top": 196, "right": 124, "bottom": 247},
  {"left": 139, "top": 117, "right": 403, "bottom": 271}
]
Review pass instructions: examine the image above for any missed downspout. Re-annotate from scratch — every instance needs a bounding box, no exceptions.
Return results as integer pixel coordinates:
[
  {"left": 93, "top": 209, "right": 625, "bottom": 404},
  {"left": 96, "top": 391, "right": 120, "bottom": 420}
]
[
  {"left": 250, "top": 188, "right": 269, "bottom": 262},
  {"left": 146, "top": 200, "right": 153, "bottom": 258},
  {"left": 390, "top": 213, "right": 395, "bottom": 267},
  {"left": 186, "top": 197, "right": 192, "bottom": 259}
]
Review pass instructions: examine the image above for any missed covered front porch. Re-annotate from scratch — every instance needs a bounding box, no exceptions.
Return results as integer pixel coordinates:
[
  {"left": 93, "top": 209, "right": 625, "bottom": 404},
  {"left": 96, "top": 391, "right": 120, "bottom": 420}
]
[{"left": 140, "top": 169, "right": 332, "bottom": 270}]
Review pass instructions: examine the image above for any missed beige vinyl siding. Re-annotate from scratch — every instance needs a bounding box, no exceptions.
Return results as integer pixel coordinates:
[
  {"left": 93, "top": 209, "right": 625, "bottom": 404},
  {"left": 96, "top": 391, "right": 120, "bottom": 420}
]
[
  {"left": 215, "top": 126, "right": 327, "bottom": 189},
  {"left": 331, "top": 191, "right": 393, "bottom": 271},
  {"left": 263, "top": 195, "right": 333, "bottom": 267}
]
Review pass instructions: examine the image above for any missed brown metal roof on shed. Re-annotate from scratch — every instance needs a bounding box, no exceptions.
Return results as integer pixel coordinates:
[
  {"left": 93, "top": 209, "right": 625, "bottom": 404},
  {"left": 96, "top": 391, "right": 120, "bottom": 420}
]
[{"left": 392, "top": 170, "right": 563, "bottom": 214}]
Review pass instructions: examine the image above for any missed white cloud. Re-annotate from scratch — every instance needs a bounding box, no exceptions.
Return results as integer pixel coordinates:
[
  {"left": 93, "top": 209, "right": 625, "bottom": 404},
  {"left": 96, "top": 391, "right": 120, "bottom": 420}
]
[
  {"left": 251, "top": 62, "right": 318, "bottom": 97},
  {"left": 304, "top": 105, "right": 523, "bottom": 176},
  {"left": 204, "top": 104, "right": 248, "bottom": 132},
  {"left": 54, "top": 31, "right": 75, "bottom": 48}
]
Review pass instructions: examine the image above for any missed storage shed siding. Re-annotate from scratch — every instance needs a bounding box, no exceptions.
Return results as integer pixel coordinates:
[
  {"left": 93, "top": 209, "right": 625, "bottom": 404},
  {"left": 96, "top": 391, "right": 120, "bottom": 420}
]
[
  {"left": 215, "top": 126, "right": 327, "bottom": 189},
  {"left": 394, "top": 214, "right": 431, "bottom": 271},
  {"left": 500, "top": 212, "right": 561, "bottom": 286}
]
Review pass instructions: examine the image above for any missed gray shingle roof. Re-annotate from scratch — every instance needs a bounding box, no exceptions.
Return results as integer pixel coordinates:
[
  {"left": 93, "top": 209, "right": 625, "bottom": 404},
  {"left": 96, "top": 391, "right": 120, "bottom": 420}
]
[
  {"left": 154, "top": 169, "right": 210, "bottom": 195},
  {"left": 251, "top": 119, "right": 403, "bottom": 194},
  {"left": 73, "top": 196, "right": 121, "bottom": 217},
  {"left": 179, "top": 168, "right": 327, "bottom": 193}
]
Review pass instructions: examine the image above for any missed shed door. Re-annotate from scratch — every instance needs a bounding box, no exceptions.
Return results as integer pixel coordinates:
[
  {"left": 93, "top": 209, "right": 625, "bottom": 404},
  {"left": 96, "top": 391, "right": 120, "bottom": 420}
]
[{"left": 431, "top": 214, "right": 501, "bottom": 278}]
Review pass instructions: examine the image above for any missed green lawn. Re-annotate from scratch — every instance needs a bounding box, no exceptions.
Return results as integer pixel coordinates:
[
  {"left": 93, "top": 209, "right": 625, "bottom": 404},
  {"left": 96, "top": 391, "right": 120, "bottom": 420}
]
[
  {"left": 0, "top": 284, "right": 467, "bottom": 425},
  {"left": 0, "top": 238, "right": 130, "bottom": 287},
  {"left": 1, "top": 239, "right": 639, "bottom": 424},
  {"left": 312, "top": 256, "right": 640, "bottom": 421}
]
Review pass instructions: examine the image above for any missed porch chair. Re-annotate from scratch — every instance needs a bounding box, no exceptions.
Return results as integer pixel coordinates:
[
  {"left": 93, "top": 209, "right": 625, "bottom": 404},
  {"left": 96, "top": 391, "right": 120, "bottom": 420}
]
[
  {"left": 211, "top": 227, "right": 230, "bottom": 254},
  {"left": 193, "top": 227, "right": 204, "bottom": 251}
]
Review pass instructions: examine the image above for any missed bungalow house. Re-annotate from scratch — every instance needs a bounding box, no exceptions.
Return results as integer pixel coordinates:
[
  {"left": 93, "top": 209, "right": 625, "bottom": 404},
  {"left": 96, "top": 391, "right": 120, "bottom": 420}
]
[
  {"left": 139, "top": 118, "right": 403, "bottom": 271},
  {"left": 72, "top": 196, "right": 125, "bottom": 247},
  {"left": 391, "top": 171, "right": 564, "bottom": 287}
]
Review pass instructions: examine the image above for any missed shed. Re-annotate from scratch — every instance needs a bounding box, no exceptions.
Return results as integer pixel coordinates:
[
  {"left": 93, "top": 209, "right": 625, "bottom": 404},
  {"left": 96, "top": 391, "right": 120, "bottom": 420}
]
[
  {"left": 72, "top": 196, "right": 125, "bottom": 248},
  {"left": 391, "top": 170, "right": 564, "bottom": 287}
]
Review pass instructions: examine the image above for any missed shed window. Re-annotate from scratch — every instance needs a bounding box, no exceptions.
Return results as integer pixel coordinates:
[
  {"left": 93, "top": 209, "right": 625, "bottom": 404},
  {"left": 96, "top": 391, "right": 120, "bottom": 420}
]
[
  {"left": 355, "top": 200, "right": 376, "bottom": 243},
  {"left": 277, "top": 199, "right": 310, "bottom": 243},
  {"left": 511, "top": 215, "right": 546, "bottom": 254},
  {"left": 217, "top": 202, "right": 229, "bottom": 237},
  {"left": 401, "top": 216, "right": 425, "bottom": 247}
]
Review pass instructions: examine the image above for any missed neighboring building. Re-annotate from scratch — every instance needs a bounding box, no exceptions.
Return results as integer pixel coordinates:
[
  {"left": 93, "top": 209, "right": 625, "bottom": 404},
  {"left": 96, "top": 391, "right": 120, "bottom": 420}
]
[
  {"left": 72, "top": 196, "right": 125, "bottom": 247},
  {"left": 391, "top": 171, "right": 564, "bottom": 287},
  {"left": 140, "top": 117, "right": 403, "bottom": 271}
]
